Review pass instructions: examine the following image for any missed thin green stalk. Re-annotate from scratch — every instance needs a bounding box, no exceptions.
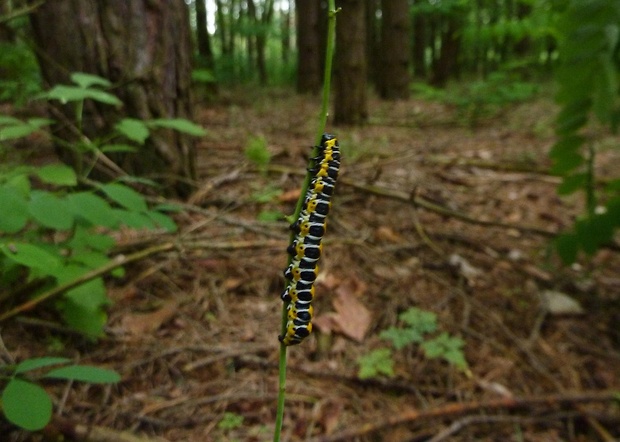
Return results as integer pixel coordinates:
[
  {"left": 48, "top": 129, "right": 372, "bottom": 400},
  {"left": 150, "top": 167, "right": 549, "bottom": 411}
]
[{"left": 273, "top": 2, "right": 338, "bottom": 441}]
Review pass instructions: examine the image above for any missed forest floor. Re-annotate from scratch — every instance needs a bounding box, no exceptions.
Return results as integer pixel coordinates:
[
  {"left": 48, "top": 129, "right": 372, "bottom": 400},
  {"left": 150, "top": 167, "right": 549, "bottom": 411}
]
[{"left": 3, "top": 87, "right": 620, "bottom": 442}]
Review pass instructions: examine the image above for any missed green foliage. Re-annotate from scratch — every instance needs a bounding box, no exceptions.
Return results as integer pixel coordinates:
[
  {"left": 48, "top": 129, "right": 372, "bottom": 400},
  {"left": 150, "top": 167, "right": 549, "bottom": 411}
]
[
  {"left": 1, "top": 357, "right": 119, "bottom": 431},
  {"left": 357, "top": 348, "right": 394, "bottom": 379},
  {"left": 0, "top": 72, "right": 207, "bottom": 337},
  {"left": 0, "top": 42, "right": 42, "bottom": 106},
  {"left": 413, "top": 72, "right": 539, "bottom": 126},
  {"left": 244, "top": 135, "right": 271, "bottom": 171},
  {"left": 551, "top": 0, "right": 620, "bottom": 263},
  {"left": 218, "top": 412, "right": 244, "bottom": 430},
  {"left": 0, "top": 164, "right": 178, "bottom": 337},
  {"left": 358, "top": 308, "right": 468, "bottom": 379}
]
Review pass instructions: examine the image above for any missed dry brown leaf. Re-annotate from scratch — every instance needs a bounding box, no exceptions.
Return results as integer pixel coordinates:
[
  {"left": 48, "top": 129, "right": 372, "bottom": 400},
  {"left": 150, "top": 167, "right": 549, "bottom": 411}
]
[
  {"left": 278, "top": 188, "right": 301, "bottom": 203},
  {"left": 331, "top": 286, "right": 371, "bottom": 342},
  {"left": 223, "top": 277, "right": 243, "bottom": 290},
  {"left": 374, "top": 225, "right": 403, "bottom": 243},
  {"left": 120, "top": 300, "right": 178, "bottom": 336}
]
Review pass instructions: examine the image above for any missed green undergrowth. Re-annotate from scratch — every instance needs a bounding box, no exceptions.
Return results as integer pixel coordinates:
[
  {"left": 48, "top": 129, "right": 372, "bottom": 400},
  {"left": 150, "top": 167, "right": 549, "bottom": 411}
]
[
  {"left": 0, "top": 357, "right": 119, "bottom": 431},
  {"left": 0, "top": 72, "right": 205, "bottom": 339},
  {"left": 357, "top": 307, "right": 468, "bottom": 379}
]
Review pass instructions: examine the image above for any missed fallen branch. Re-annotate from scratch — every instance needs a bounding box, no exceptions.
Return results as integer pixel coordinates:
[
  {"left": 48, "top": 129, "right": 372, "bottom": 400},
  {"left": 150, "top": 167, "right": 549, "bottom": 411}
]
[
  {"left": 308, "top": 390, "right": 619, "bottom": 442},
  {"left": 0, "top": 243, "right": 176, "bottom": 322},
  {"left": 267, "top": 164, "right": 557, "bottom": 237}
]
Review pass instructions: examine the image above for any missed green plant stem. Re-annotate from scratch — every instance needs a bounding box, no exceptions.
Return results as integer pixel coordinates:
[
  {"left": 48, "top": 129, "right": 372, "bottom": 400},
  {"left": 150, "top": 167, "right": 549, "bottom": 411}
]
[{"left": 273, "top": 2, "right": 338, "bottom": 442}]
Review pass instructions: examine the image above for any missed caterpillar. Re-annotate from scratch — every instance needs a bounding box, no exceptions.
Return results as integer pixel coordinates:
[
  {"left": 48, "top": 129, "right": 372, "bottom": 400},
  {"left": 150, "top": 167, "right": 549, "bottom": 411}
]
[{"left": 279, "top": 133, "right": 340, "bottom": 346}]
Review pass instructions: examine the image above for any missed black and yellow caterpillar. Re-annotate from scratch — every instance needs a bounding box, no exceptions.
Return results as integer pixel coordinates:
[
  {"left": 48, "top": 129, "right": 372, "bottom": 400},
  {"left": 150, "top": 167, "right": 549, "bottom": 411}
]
[{"left": 279, "top": 133, "right": 340, "bottom": 346}]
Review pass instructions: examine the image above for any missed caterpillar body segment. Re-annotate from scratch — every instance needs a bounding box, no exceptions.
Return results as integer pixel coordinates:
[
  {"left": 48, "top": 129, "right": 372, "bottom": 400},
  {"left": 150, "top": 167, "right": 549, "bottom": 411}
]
[{"left": 280, "top": 133, "right": 340, "bottom": 346}]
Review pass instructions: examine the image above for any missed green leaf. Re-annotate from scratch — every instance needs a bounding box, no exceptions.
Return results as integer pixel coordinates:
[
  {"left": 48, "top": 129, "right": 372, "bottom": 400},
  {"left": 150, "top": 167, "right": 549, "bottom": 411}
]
[
  {"left": 44, "top": 365, "right": 120, "bottom": 383},
  {"left": 2, "top": 379, "right": 52, "bottom": 431},
  {"left": 14, "top": 357, "right": 71, "bottom": 374},
  {"left": 257, "top": 210, "right": 283, "bottom": 222},
  {"left": 69, "top": 227, "right": 116, "bottom": 252},
  {"left": 148, "top": 118, "right": 207, "bottom": 136},
  {"left": 421, "top": 332, "right": 468, "bottom": 370},
  {"left": 35, "top": 164, "right": 77, "bottom": 186},
  {"left": 70, "top": 72, "right": 112, "bottom": 89},
  {"left": 100, "top": 143, "right": 138, "bottom": 153},
  {"left": 251, "top": 186, "right": 282, "bottom": 203},
  {"left": 42, "top": 85, "right": 122, "bottom": 106},
  {"left": 0, "top": 186, "right": 29, "bottom": 233},
  {"left": 244, "top": 135, "right": 270, "bottom": 168},
  {"left": 217, "top": 412, "right": 244, "bottom": 430},
  {"left": 113, "top": 209, "right": 156, "bottom": 229},
  {"left": 557, "top": 173, "right": 588, "bottom": 195},
  {"left": 81, "top": 88, "right": 123, "bottom": 107},
  {"left": 59, "top": 278, "right": 110, "bottom": 338},
  {"left": 550, "top": 151, "right": 584, "bottom": 174},
  {"left": 0, "top": 242, "right": 61, "bottom": 271},
  {"left": 66, "top": 192, "right": 118, "bottom": 228},
  {"left": 555, "top": 232, "right": 579, "bottom": 264},
  {"left": 100, "top": 183, "right": 148, "bottom": 211},
  {"left": 145, "top": 210, "right": 178, "bottom": 233},
  {"left": 399, "top": 307, "right": 438, "bottom": 333},
  {"left": 115, "top": 119, "right": 150, "bottom": 144},
  {"left": 357, "top": 348, "right": 394, "bottom": 379},
  {"left": 380, "top": 326, "right": 426, "bottom": 349},
  {"left": 28, "top": 191, "right": 74, "bottom": 230},
  {"left": 0, "top": 118, "right": 53, "bottom": 141}
]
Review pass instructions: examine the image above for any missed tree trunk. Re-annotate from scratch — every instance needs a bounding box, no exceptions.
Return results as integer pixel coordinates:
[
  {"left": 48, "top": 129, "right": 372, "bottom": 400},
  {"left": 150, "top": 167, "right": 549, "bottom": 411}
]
[
  {"left": 280, "top": 0, "right": 292, "bottom": 64},
  {"left": 412, "top": 9, "right": 426, "bottom": 78},
  {"left": 195, "top": 0, "right": 215, "bottom": 69},
  {"left": 378, "top": 0, "right": 410, "bottom": 99},
  {"left": 430, "top": 14, "right": 462, "bottom": 87},
  {"left": 30, "top": 0, "right": 196, "bottom": 197},
  {"left": 366, "top": 0, "right": 380, "bottom": 86},
  {"left": 295, "top": 0, "right": 321, "bottom": 93},
  {"left": 334, "top": 0, "right": 368, "bottom": 125}
]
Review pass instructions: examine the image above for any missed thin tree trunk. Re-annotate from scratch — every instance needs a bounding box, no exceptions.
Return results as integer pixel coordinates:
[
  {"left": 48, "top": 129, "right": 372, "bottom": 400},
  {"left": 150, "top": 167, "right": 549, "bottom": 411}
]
[
  {"left": 195, "top": 0, "right": 215, "bottom": 69},
  {"left": 295, "top": 0, "right": 321, "bottom": 93},
  {"left": 378, "top": 0, "right": 410, "bottom": 99},
  {"left": 30, "top": 0, "right": 196, "bottom": 197},
  {"left": 334, "top": 0, "right": 367, "bottom": 125}
]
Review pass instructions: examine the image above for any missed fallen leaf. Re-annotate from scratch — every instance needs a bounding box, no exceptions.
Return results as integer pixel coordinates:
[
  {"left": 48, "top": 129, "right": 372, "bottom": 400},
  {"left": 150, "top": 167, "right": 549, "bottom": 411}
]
[
  {"left": 541, "top": 290, "right": 584, "bottom": 315},
  {"left": 223, "top": 277, "right": 243, "bottom": 290},
  {"left": 120, "top": 300, "right": 178, "bottom": 336},
  {"left": 278, "top": 188, "right": 301, "bottom": 203},
  {"left": 374, "top": 226, "right": 402, "bottom": 243},
  {"left": 331, "top": 287, "right": 372, "bottom": 342}
]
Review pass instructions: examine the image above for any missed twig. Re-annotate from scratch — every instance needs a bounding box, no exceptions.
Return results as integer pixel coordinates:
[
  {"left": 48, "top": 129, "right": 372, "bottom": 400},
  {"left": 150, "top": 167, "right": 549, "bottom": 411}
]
[
  {"left": 427, "top": 412, "right": 580, "bottom": 442},
  {"left": 0, "top": 243, "right": 176, "bottom": 322},
  {"left": 307, "top": 390, "right": 618, "bottom": 442},
  {"left": 266, "top": 164, "right": 557, "bottom": 237}
]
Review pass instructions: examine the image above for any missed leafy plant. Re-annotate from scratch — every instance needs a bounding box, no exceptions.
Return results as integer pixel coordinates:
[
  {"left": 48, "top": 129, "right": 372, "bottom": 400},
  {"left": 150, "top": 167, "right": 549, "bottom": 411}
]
[
  {"left": 0, "top": 163, "right": 177, "bottom": 337},
  {"left": 0, "top": 41, "right": 42, "bottom": 106},
  {"left": 0, "top": 72, "right": 207, "bottom": 337},
  {"left": 357, "top": 307, "right": 468, "bottom": 379},
  {"left": 0, "top": 357, "right": 119, "bottom": 431},
  {"left": 218, "top": 411, "right": 244, "bottom": 430},
  {"left": 551, "top": 0, "right": 620, "bottom": 263},
  {"left": 244, "top": 134, "right": 271, "bottom": 172}
]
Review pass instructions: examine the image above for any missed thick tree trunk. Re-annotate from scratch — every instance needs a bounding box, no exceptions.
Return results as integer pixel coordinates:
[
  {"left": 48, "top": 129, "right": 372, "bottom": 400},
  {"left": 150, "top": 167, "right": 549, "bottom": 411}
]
[
  {"left": 295, "top": 0, "right": 321, "bottom": 93},
  {"left": 378, "top": 0, "right": 410, "bottom": 99},
  {"left": 30, "top": 0, "right": 196, "bottom": 197},
  {"left": 334, "top": 0, "right": 368, "bottom": 125}
]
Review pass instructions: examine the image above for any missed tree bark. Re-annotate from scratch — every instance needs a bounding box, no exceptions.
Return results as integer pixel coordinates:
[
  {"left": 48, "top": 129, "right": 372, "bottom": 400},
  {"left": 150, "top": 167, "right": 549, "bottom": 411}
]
[
  {"left": 430, "top": 14, "right": 462, "bottom": 87},
  {"left": 295, "top": 0, "right": 321, "bottom": 93},
  {"left": 30, "top": 0, "right": 196, "bottom": 197},
  {"left": 195, "top": 0, "right": 215, "bottom": 69},
  {"left": 412, "top": 6, "right": 426, "bottom": 78},
  {"left": 334, "top": 0, "right": 368, "bottom": 125},
  {"left": 378, "top": 0, "right": 410, "bottom": 99}
]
